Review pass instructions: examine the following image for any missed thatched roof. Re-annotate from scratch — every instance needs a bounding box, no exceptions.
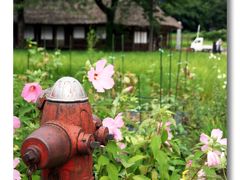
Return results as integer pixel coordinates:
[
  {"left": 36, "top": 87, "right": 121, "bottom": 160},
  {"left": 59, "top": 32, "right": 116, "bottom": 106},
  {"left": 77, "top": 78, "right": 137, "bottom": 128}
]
[{"left": 23, "top": 0, "right": 182, "bottom": 29}]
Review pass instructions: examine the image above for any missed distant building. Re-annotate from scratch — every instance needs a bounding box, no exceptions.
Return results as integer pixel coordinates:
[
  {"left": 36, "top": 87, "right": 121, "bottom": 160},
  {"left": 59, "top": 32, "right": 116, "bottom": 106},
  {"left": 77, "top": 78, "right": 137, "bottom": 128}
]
[{"left": 14, "top": 0, "right": 182, "bottom": 51}]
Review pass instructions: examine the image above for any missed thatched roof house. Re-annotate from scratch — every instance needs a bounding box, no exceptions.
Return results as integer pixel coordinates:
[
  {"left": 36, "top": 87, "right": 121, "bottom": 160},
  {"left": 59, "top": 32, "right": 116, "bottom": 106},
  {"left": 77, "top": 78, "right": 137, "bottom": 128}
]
[{"left": 14, "top": 0, "right": 182, "bottom": 50}]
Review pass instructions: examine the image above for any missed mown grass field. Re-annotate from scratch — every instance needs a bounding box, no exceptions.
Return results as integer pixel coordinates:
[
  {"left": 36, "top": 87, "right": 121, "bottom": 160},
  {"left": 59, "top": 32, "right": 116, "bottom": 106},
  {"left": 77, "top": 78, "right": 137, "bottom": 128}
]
[{"left": 14, "top": 49, "right": 227, "bottom": 99}]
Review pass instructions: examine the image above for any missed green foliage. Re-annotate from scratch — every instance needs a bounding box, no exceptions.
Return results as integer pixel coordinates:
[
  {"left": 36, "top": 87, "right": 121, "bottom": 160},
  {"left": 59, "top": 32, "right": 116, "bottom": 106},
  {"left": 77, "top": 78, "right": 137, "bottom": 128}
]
[
  {"left": 13, "top": 41, "right": 227, "bottom": 179},
  {"left": 161, "top": 0, "right": 226, "bottom": 31},
  {"left": 87, "top": 28, "right": 98, "bottom": 52},
  {"left": 202, "top": 29, "right": 227, "bottom": 41}
]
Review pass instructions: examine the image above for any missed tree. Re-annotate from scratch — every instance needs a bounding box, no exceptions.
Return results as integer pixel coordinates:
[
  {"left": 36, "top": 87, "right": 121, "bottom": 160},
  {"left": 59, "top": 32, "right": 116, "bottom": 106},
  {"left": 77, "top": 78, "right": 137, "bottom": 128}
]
[
  {"left": 94, "top": 0, "right": 119, "bottom": 50},
  {"left": 14, "top": 0, "right": 25, "bottom": 48},
  {"left": 160, "top": 0, "right": 226, "bottom": 31}
]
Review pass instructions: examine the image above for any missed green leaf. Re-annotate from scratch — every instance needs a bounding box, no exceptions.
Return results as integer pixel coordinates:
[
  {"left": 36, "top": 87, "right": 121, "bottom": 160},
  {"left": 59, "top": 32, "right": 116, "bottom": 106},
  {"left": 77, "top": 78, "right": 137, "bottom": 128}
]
[
  {"left": 98, "top": 155, "right": 110, "bottom": 167},
  {"left": 170, "top": 172, "right": 181, "bottom": 180},
  {"left": 128, "top": 155, "right": 146, "bottom": 164},
  {"left": 151, "top": 169, "right": 158, "bottom": 180},
  {"left": 161, "top": 130, "right": 168, "bottom": 143},
  {"left": 171, "top": 159, "right": 186, "bottom": 166},
  {"left": 132, "top": 175, "right": 151, "bottom": 180},
  {"left": 193, "top": 151, "right": 204, "bottom": 160},
  {"left": 106, "top": 141, "right": 119, "bottom": 154},
  {"left": 156, "top": 150, "right": 169, "bottom": 180},
  {"left": 100, "top": 176, "right": 110, "bottom": 180},
  {"left": 139, "top": 165, "right": 148, "bottom": 175},
  {"left": 106, "top": 163, "right": 118, "bottom": 180},
  {"left": 32, "top": 175, "right": 41, "bottom": 180},
  {"left": 202, "top": 167, "right": 218, "bottom": 178},
  {"left": 121, "top": 158, "right": 134, "bottom": 168},
  {"left": 150, "top": 135, "right": 162, "bottom": 157}
]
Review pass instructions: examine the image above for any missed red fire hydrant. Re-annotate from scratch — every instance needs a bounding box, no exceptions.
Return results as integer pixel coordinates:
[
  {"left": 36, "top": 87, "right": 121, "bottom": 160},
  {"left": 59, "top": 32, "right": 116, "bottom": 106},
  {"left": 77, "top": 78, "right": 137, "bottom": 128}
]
[{"left": 21, "top": 77, "right": 112, "bottom": 179}]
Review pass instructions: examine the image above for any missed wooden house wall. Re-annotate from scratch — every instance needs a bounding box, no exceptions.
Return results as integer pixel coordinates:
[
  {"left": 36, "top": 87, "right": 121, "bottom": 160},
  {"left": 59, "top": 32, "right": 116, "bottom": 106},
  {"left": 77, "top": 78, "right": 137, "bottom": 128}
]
[{"left": 16, "top": 24, "right": 174, "bottom": 51}]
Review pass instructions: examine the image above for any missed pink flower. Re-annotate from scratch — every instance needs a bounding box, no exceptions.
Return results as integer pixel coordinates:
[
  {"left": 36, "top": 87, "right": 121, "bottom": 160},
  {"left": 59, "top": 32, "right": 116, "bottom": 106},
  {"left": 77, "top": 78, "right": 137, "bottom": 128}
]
[
  {"left": 207, "top": 151, "right": 221, "bottom": 167},
  {"left": 114, "top": 113, "right": 124, "bottom": 128},
  {"left": 211, "top": 129, "right": 227, "bottom": 145},
  {"left": 122, "top": 86, "right": 133, "bottom": 93},
  {"left": 186, "top": 160, "right": 192, "bottom": 168},
  {"left": 118, "top": 142, "right": 126, "bottom": 149},
  {"left": 200, "top": 133, "right": 209, "bottom": 151},
  {"left": 219, "top": 138, "right": 227, "bottom": 145},
  {"left": 197, "top": 169, "right": 206, "bottom": 180},
  {"left": 88, "top": 59, "right": 114, "bottom": 92},
  {"left": 200, "top": 133, "right": 209, "bottom": 144},
  {"left": 13, "top": 158, "right": 21, "bottom": 180},
  {"left": 21, "top": 82, "right": 43, "bottom": 103},
  {"left": 102, "top": 113, "right": 124, "bottom": 141},
  {"left": 13, "top": 116, "right": 21, "bottom": 133},
  {"left": 200, "top": 129, "right": 227, "bottom": 152},
  {"left": 211, "top": 129, "right": 223, "bottom": 141},
  {"left": 160, "top": 121, "right": 173, "bottom": 141}
]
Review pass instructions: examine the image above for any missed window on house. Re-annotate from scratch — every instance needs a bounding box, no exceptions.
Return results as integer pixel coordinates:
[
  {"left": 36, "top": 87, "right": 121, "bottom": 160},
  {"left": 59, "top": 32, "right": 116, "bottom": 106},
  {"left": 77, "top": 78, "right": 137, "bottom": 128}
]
[
  {"left": 41, "top": 26, "right": 53, "bottom": 40},
  {"left": 96, "top": 27, "right": 106, "bottom": 39},
  {"left": 134, "top": 31, "right": 147, "bottom": 44},
  {"left": 24, "top": 26, "right": 34, "bottom": 40},
  {"left": 73, "top": 27, "right": 85, "bottom": 39},
  {"left": 56, "top": 27, "right": 64, "bottom": 40}
]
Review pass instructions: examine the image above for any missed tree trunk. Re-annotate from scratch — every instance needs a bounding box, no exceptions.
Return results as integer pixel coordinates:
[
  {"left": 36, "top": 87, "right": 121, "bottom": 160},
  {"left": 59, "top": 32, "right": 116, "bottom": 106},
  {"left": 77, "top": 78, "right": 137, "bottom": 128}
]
[
  {"left": 106, "top": 12, "right": 114, "bottom": 50},
  {"left": 148, "top": 0, "right": 154, "bottom": 51},
  {"left": 94, "top": 0, "right": 118, "bottom": 50},
  {"left": 16, "top": 1, "right": 25, "bottom": 48},
  {"left": 18, "top": 16, "right": 24, "bottom": 48}
]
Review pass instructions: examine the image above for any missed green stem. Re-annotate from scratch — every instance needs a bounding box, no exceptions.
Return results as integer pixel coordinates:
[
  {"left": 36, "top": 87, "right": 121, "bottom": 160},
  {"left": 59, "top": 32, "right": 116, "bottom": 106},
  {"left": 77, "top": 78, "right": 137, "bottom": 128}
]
[
  {"left": 190, "top": 154, "right": 206, "bottom": 180},
  {"left": 222, "top": 168, "right": 227, "bottom": 180}
]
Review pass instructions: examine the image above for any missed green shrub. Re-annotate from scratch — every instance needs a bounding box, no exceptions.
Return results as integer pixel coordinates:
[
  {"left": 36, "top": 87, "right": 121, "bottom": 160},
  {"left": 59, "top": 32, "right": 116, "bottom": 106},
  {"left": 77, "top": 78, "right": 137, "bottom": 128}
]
[{"left": 202, "top": 29, "right": 227, "bottom": 41}]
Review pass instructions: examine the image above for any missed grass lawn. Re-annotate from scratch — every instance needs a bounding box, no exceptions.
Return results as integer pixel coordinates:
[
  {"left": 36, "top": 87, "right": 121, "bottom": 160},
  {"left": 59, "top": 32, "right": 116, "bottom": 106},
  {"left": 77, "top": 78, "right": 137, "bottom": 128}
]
[{"left": 14, "top": 49, "right": 227, "bottom": 99}]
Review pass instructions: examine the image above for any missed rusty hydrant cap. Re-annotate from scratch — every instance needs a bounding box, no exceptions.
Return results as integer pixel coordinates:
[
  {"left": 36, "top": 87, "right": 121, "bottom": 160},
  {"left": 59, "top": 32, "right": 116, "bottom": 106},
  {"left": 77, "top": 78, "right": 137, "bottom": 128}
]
[{"left": 46, "top": 77, "right": 88, "bottom": 102}]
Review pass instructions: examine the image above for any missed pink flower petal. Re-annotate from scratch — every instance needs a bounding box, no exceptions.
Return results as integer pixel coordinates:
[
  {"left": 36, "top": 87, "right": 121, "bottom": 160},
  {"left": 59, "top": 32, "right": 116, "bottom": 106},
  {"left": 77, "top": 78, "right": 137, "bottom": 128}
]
[
  {"left": 200, "top": 133, "right": 209, "bottom": 144},
  {"left": 13, "top": 169, "right": 21, "bottom": 180},
  {"left": 92, "top": 80, "right": 105, "bottom": 92},
  {"left": 114, "top": 113, "right": 124, "bottom": 128},
  {"left": 13, "top": 158, "right": 20, "bottom": 169},
  {"left": 103, "top": 118, "right": 117, "bottom": 135},
  {"left": 186, "top": 160, "right": 193, "bottom": 167},
  {"left": 87, "top": 68, "right": 95, "bottom": 82},
  {"left": 219, "top": 138, "right": 227, "bottom": 145},
  {"left": 21, "top": 82, "right": 43, "bottom": 103},
  {"left": 102, "top": 64, "right": 114, "bottom": 77},
  {"left": 118, "top": 142, "right": 126, "bottom": 149},
  {"left": 13, "top": 116, "right": 21, "bottom": 130},
  {"left": 201, "top": 144, "right": 209, "bottom": 152},
  {"left": 96, "top": 59, "right": 107, "bottom": 73},
  {"left": 113, "top": 128, "right": 123, "bottom": 141},
  {"left": 87, "top": 59, "right": 115, "bottom": 93},
  {"left": 98, "top": 77, "right": 114, "bottom": 90},
  {"left": 197, "top": 169, "right": 205, "bottom": 179},
  {"left": 211, "top": 129, "right": 223, "bottom": 141},
  {"left": 207, "top": 151, "right": 221, "bottom": 167},
  {"left": 122, "top": 86, "right": 133, "bottom": 93}
]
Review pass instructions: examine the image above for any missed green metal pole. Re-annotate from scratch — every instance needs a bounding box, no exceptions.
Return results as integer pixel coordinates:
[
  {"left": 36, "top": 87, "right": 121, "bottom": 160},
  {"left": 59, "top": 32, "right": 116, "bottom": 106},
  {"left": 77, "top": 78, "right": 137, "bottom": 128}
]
[
  {"left": 111, "top": 34, "right": 115, "bottom": 65},
  {"left": 168, "top": 50, "right": 172, "bottom": 104},
  {"left": 159, "top": 49, "right": 163, "bottom": 107}
]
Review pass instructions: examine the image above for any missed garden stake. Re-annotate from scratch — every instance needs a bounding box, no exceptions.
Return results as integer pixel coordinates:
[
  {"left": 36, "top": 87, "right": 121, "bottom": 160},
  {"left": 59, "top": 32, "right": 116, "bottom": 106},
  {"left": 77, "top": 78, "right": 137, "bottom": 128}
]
[
  {"left": 168, "top": 49, "right": 172, "bottom": 104},
  {"left": 138, "top": 75, "right": 142, "bottom": 122},
  {"left": 183, "top": 41, "right": 190, "bottom": 111},
  {"left": 159, "top": 49, "right": 163, "bottom": 107},
  {"left": 69, "top": 35, "right": 72, "bottom": 75},
  {"left": 175, "top": 37, "right": 183, "bottom": 107},
  {"left": 111, "top": 34, "right": 115, "bottom": 65},
  {"left": 121, "top": 34, "right": 125, "bottom": 89},
  {"left": 21, "top": 77, "right": 112, "bottom": 179}
]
